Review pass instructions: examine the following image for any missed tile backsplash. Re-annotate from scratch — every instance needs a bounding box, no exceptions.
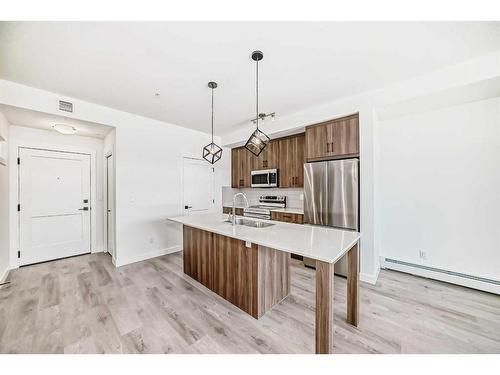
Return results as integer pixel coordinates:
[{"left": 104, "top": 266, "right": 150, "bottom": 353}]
[{"left": 222, "top": 186, "right": 304, "bottom": 209}]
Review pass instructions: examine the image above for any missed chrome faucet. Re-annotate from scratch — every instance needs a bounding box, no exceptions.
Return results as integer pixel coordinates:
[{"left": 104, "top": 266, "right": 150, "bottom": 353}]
[{"left": 231, "top": 192, "right": 249, "bottom": 225}]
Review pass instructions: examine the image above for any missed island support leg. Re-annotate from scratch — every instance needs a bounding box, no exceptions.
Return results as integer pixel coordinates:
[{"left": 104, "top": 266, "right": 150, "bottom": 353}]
[
  {"left": 315, "top": 260, "right": 334, "bottom": 354},
  {"left": 347, "top": 242, "right": 359, "bottom": 326}
]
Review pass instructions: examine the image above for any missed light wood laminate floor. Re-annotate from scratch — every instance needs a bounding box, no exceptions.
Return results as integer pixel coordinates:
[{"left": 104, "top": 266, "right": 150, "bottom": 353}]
[{"left": 1, "top": 252, "right": 499, "bottom": 354}]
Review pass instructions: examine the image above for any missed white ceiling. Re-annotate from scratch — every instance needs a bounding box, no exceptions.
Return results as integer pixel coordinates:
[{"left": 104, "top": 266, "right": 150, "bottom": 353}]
[
  {"left": 0, "top": 22, "right": 499, "bottom": 136},
  {"left": 0, "top": 104, "right": 114, "bottom": 139}
]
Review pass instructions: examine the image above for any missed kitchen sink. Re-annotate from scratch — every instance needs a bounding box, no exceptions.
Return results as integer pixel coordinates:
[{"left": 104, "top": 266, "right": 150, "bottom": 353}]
[{"left": 225, "top": 218, "right": 275, "bottom": 228}]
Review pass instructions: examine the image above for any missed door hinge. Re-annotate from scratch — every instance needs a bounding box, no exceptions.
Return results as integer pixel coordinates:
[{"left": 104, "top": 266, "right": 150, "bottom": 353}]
[
  {"left": 17, "top": 157, "right": 20, "bottom": 165},
  {"left": 17, "top": 204, "right": 20, "bottom": 211},
  {"left": 17, "top": 251, "right": 20, "bottom": 259}
]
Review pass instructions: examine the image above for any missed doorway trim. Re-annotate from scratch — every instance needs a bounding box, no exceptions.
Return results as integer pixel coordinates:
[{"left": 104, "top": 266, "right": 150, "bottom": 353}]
[
  {"left": 104, "top": 152, "right": 115, "bottom": 261},
  {"left": 9, "top": 142, "right": 99, "bottom": 269}
]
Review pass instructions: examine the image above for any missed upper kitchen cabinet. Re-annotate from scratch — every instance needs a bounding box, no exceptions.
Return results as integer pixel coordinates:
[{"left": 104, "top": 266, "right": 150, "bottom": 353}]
[
  {"left": 231, "top": 147, "right": 253, "bottom": 188},
  {"left": 252, "top": 139, "right": 279, "bottom": 170},
  {"left": 305, "top": 114, "right": 359, "bottom": 161},
  {"left": 231, "top": 133, "right": 305, "bottom": 188},
  {"left": 278, "top": 134, "right": 305, "bottom": 188}
]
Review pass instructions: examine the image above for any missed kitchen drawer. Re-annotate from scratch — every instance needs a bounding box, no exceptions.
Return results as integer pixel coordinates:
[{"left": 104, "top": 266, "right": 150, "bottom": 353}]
[
  {"left": 223, "top": 206, "right": 244, "bottom": 216},
  {"left": 270, "top": 211, "right": 304, "bottom": 224}
]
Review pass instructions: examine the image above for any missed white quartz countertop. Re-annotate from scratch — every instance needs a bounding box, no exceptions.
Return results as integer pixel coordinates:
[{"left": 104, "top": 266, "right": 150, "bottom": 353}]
[{"left": 168, "top": 213, "right": 360, "bottom": 264}]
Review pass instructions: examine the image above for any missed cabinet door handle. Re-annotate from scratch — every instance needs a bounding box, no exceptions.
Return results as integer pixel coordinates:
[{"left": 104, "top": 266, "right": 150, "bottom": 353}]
[
  {"left": 326, "top": 142, "right": 330, "bottom": 152},
  {"left": 331, "top": 142, "right": 334, "bottom": 151}
]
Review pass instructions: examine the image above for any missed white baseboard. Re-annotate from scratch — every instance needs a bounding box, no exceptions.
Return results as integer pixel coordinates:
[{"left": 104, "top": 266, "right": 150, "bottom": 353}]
[
  {"left": 0, "top": 266, "right": 10, "bottom": 284},
  {"left": 381, "top": 257, "right": 500, "bottom": 295},
  {"left": 114, "top": 245, "right": 182, "bottom": 267},
  {"left": 360, "top": 267, "right": 380, "bottom": 285}
]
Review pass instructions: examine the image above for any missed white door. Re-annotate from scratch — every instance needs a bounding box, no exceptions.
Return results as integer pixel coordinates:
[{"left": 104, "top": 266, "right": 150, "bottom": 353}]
[
  {"left": 19, "top": 148, "right": 91, "bottom": 265},
  {"left": 182, "top": 157, "right": 215, "bottom": 215},
  {"left": 106, "top": 154, "right": 115, "bottom": 258}
]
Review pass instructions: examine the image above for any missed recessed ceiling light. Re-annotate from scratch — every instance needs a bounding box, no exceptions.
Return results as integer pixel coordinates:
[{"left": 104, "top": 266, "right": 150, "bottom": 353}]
[{"left": 52, "top": 124, "right": 77, "bottom": 135}]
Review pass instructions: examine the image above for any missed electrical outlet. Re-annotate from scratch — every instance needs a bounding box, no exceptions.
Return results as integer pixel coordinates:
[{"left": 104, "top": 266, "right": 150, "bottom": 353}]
[
  {"left": 245, "top": 241, "right": 252, "bottom": 248},
  {"left": 419, "top": 250, "right": 427, "bottom": 260}
]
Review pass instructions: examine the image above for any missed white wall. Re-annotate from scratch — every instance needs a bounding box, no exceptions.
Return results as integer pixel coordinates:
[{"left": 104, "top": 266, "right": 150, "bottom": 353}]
[
  {"left": 377, "top": 98, "right": 500, "bottom": 281},
  {"left": 8, "top": 125, "right": 105, "bottom": 267},
  {"left": 0, "top": 111, "right": 10, "bottom": 282},
  {"left": 0, "top": 79, "right": 231, "bottom": 268},
  {"left": 113, "top": 121, "right": 230, "bottom": 266}
]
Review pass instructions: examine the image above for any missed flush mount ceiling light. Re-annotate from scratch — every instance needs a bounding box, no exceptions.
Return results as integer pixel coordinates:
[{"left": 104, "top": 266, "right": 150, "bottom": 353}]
[
  {"left": 202, "top": 81, "right": 223, "bottom": 164},
  {"left": 245, "top": 50, "right": 270, "bottom": 157},
  {"left": 52, "top": 124, "right": 77, "bottom": 135}
]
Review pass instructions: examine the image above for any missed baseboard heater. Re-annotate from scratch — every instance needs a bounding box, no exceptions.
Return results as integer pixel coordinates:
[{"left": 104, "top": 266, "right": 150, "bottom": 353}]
[{"left": 384, "top": 258, "right": 500, "bottom": 286}]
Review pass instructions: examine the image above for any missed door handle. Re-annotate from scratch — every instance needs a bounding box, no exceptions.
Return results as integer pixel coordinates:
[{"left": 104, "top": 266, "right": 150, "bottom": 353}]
[
  {"left": 326, "top": 142, "right": 330, "bottom": 152},
  {"left": 184, "top": 205, "right": 193, "bottom": 209},
  {"left": 78, "top": 207, "right": 89, "bottom": 211}
]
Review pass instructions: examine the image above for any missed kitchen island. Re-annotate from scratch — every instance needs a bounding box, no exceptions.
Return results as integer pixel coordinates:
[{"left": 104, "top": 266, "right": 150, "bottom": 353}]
[{"left": 168, "top": 213, "right": 361, "bottom": 354}]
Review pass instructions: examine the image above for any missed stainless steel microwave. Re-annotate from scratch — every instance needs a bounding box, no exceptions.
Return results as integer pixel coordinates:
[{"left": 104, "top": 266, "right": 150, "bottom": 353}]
[{"left": 251, "top": 169, "right": 279, "bottom": 188}]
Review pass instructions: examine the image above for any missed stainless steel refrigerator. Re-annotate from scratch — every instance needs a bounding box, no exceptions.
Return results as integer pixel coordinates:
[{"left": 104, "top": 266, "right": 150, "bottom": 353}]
[{"left": 303, "top": 159, "right": 359, "bottom": 276}]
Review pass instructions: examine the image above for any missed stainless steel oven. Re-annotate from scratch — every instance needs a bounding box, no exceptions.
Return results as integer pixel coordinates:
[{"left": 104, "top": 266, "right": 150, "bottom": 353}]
[{"left": 251, "top": 169, "right": 278, "bottom": 188}]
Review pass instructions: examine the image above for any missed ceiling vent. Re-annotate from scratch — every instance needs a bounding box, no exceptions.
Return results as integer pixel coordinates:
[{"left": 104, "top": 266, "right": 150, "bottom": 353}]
[{"left": 59, "top": 100, "right": 73, "bottom": 113}]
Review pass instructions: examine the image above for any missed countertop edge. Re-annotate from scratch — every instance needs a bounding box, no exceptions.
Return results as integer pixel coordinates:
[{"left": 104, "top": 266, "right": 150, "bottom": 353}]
[{"left": 168, "top": 215, "right": 360, "bottom": 264}]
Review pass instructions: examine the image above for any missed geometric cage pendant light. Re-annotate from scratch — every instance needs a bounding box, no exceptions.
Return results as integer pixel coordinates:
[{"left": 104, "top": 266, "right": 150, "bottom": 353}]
[
  {"left": 245, "top": 50, "right": 270, "bottom": 157},
  {"left": 202, "top": 81, "right": 223, "bottom": 164}
]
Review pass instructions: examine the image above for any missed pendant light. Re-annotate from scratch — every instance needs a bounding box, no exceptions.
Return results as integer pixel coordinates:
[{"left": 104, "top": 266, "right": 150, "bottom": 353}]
[
  {"left": 202, "top": 81, "right": 223, "bottom": 164},
  {"left": 245, "top": 50, "right": 270, "bottom": 156}
]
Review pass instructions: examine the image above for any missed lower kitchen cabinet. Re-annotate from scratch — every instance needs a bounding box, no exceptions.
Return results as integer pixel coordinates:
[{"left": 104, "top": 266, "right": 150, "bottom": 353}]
[
  {"left": 223, "top": 206, "right": 244, "bottom": 216},
  {"left": 271, "top": 211, "right": 304, "bottom": 224}
]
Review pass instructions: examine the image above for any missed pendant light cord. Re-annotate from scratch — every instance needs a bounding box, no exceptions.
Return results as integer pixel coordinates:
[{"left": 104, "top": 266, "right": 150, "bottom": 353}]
[
  {"left": 211, "top": 86, "right": 214, "bottom": 143},
  {"left": 256, "top": 58, "right": 259, "bottom": 130}
]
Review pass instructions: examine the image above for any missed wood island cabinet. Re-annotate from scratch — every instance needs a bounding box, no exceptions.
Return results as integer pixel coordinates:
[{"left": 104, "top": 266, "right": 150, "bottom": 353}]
[{"left": 305, "top": 114, "right": 359, "bottom": 161}]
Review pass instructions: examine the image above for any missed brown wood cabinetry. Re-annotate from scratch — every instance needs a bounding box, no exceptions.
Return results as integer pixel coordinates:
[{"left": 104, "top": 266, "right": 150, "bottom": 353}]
[
  {"left": 252, "top": 139, "right": 279, "bottom": 170},
  {"left": 222, "top": 206, "right": 244, "bottom": 216},
  {"left": 270, "top": 211, "right": 304, "bottom": 224},
  {"left": 305, "top": 114, "right": 359, "bottom": 161},
  {"left": 231, "top": 134, "right": 305, "bottom": 188},
  {"left": 278, "top": 134, "right": 305, "bottom": 188},
  {"left": 231, "top": 147, "right": 253, "bottom": 188},
  {"left": 183, "top": 225, "right": 290, "bottom": 319}
]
